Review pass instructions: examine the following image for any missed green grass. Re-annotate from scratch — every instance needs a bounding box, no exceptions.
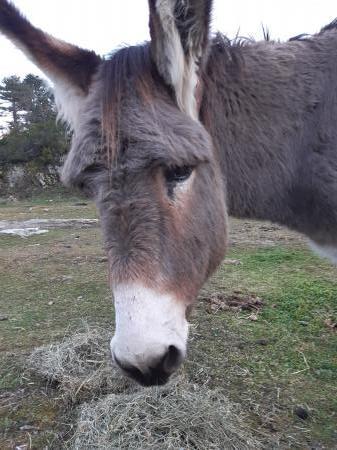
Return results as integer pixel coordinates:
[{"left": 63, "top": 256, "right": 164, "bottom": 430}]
[
  {"left": 0, "top": 201, "right": 336, "bottom": 448},
  {"left": 0, "top": 197, "right": 97, "bottom": 220},
  {"left": 0, "top": 228, "right": 111, "bottom": 352},
  {"left": 189, "top": 246, "right": 337, "bottom": 447}
]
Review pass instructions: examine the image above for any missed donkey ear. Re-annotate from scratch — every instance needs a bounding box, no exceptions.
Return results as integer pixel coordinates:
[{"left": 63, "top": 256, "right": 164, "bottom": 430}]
[
  {"left": 148, "top": 0, "right": 213, "bottom": 120},
  {"left": 0, "top": 0, "right": 101, "bottom": 129}
]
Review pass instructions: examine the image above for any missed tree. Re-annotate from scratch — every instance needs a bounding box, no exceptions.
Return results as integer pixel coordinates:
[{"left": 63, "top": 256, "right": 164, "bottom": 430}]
[
  {"left": 22, "top": 74, "right": 57, "bottom": 124},
  {"left": 0, "top": 75, "right": 26, "bottom": 130},
  {"left": 0, "top": 74, "right": 69, "bottom": 167}
]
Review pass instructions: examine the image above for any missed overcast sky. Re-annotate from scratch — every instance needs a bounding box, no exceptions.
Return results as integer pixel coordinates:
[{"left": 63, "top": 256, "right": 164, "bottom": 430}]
[{"left": 1, "top": 0, "right": 337, "bottom": 82}]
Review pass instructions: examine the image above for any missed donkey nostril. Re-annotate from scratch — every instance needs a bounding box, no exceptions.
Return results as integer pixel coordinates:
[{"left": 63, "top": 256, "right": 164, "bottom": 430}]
[
  {"left": 162, "top": 345, "right": 183, "bottom": 373},
  {"left": 114, "top": 354, "right": 148, "bottom": 385},
  {"left": 113, "top": 347, "right": 183, "bottom": 386}
]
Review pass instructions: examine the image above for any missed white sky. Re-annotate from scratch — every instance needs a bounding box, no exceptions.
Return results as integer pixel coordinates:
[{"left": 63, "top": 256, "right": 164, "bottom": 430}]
[{"left": 1, "top": 0, "right": 337, "bottom": 82}]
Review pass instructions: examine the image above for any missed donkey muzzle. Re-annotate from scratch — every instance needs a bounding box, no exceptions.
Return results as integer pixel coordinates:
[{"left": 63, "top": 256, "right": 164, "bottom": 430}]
[
  {"left": 113, "top": 345, "right": 184, "bottom": 386},
  {"left": 111, "top": 283, "right": 189, "bottom": 385}
]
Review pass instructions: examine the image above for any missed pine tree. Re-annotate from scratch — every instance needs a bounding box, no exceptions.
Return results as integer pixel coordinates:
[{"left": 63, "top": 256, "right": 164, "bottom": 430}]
[
  {"left": 22, "top": 74, "right": 56, "bottom": 124},
  {"left": 0, "top": 74, "right": 69, "bottom": 167},
  {"left": 0, "top": 76, "right": 26, "bottom": 130}
]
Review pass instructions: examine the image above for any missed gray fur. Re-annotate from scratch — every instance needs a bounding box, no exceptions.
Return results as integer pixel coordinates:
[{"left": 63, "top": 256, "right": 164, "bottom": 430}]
[{"left": 202, "top": 31, "right": 337, "bottom": 247}]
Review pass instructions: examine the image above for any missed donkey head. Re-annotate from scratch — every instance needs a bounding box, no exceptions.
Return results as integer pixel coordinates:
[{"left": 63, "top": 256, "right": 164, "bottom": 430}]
[{"left": 0, "top": 0, "right": 228, "bottom": 385}]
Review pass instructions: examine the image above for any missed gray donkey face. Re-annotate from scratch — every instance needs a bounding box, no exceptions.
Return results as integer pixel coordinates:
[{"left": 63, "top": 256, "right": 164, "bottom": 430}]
[
  {"left": 62, "top": 51, "right": 228, "bottom": 385},
  {"left": 0, "top": 0, "right": 228, "bottom": 385}
]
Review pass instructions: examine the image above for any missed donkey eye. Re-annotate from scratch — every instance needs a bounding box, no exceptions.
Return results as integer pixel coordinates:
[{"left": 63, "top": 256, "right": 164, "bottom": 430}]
[{"left": 164, "top": 166, "right": 193, "bottom": 184}]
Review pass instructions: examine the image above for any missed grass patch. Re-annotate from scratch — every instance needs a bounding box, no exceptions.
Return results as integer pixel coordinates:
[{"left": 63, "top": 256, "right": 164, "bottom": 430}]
[
  {"left": 0, "top": 197, "right": 97, "bottom": 221},
  {"left": 191, "top": 246, "right": 337, "bottom": 447}
]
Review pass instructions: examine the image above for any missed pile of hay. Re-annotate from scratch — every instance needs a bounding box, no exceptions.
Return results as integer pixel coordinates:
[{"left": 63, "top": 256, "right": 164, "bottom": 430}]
[
  {"left": 28, "top": 325, "right": 266, "bottom": 449},
  {"left": 27, "top": 325, "right": 135, "bottom": 402},
  {"left": 71, "top": 380, "right": 262, "bottom": 449}
]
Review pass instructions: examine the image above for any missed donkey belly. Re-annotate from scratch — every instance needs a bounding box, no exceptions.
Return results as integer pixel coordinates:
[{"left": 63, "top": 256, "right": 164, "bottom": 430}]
[
  {"left": 309, "top": 241, "right": 337, "bottom": 264},
  {"left": 226, "top": 143, "right": 337, "bottom": 265},
  {"left": 285, "top": 146, "right": 337, "bottom": 263}
]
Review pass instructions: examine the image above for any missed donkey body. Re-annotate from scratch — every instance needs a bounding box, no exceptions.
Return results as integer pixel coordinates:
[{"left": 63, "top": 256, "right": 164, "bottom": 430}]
[
  {"left": 1, "top": 0, "right": 336, "bottom": 386},
  {"left": 204, "top": 30, "right": 337, "bottom": 255}
]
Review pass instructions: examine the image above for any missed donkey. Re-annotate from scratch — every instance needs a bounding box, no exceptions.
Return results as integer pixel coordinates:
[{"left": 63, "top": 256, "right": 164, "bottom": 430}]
[{"left": 1, "top": 0, "right": 337, "bottom": 386}]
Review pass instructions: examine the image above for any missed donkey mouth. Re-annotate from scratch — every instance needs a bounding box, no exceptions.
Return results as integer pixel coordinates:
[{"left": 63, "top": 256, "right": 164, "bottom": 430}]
[{"left": 114, "top": 354, "right": 172, "bottom": 386}]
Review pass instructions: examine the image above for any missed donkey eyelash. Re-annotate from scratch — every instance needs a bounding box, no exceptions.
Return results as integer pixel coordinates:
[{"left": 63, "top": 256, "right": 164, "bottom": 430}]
[{"left": 164, "top": 166, "right": 194, "bottom": 184}]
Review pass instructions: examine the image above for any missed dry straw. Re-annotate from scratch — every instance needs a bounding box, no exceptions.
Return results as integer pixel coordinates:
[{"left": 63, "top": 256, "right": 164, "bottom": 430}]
[
  {"left": 71, "top": 380, "right": 263, "bottom": 450},
  {"left": 27, "top": 324, "right": 265, "bottom": 449},
  {"left": 27, "top": 324, "right": 136, "bottom": 403}
]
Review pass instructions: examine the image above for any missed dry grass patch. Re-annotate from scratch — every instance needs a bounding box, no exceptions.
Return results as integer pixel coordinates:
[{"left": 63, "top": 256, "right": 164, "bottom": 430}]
[
  {"left": 27, "top": 325, "right": 135, "bottom": 403},
  {"left": 71, "top": 380, "right": 264, "bottom": 450}
]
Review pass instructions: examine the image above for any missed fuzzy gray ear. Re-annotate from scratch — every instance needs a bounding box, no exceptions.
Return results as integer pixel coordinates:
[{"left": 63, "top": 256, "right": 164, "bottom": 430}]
[
  {"left": 0, "top": 0, "right": 101, "bottom": 129},
  {"left": 149, "top": 0, "right": 213, "bottom": 120}
]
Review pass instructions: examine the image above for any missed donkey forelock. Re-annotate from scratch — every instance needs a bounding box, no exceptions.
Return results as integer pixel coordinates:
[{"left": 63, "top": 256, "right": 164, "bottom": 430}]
[{"left": 101, "top": 44, "right": 156, "bottom": 168}]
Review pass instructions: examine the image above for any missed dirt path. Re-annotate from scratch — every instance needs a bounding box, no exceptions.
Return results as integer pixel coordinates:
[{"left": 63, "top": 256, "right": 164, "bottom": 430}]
[
  {"left": 0, "top": 216, "right": 305, "bottom": 246},
  {"left": 229, "top": 218, "right": 306, "bottom": 248}
]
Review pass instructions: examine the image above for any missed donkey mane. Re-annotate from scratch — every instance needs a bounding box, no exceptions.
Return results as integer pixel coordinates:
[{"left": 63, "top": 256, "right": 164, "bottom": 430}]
[
  {"left": 100, "top": 33, "right": 275, "bottom": 167},
  {"left": 319, "top": 18, "right": 337, "bottom": 34}
]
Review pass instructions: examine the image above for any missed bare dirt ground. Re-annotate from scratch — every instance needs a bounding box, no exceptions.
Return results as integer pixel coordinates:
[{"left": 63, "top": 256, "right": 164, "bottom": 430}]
[
  {"left": 0, "top": 214, "right": 304, "bottom": 244},
  {"left": 229, "top": 218, "right": 306, "bottom": 248}
]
